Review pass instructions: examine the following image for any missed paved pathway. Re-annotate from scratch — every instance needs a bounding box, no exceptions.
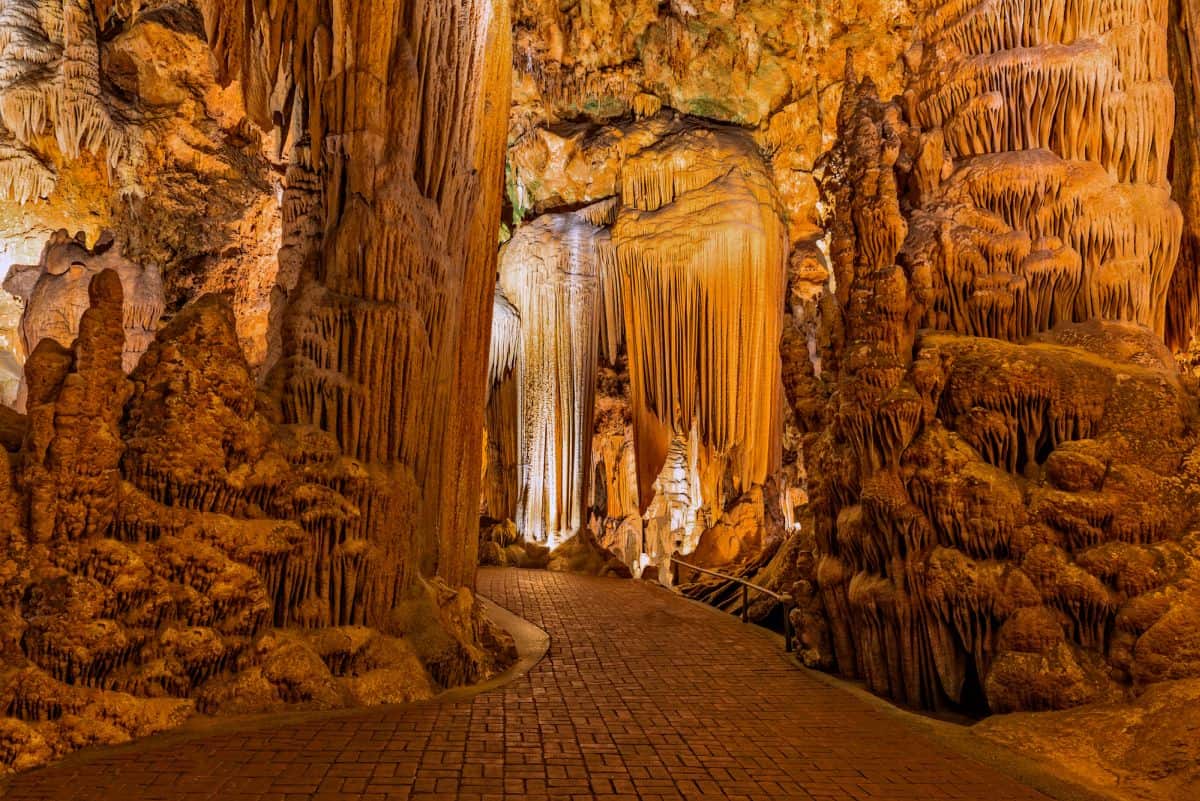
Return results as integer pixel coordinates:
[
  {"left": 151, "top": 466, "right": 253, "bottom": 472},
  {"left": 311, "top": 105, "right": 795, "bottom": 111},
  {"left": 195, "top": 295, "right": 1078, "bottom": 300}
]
[{"left": 2, "top": 568, "right": 1051, "bottom": 801}]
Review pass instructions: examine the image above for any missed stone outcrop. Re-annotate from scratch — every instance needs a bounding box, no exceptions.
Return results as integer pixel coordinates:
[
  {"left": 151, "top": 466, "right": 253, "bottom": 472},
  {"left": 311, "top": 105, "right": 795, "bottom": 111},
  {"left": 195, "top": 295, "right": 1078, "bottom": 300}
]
[
  {"left": 4, "top": 229, "right": 164, "bottom": 406},
  {"left": 0, "top": 275, "right": 514, "bottom": 774},
  {"left": 778, "top": 0, "right": 1200, "bottom": 718}
]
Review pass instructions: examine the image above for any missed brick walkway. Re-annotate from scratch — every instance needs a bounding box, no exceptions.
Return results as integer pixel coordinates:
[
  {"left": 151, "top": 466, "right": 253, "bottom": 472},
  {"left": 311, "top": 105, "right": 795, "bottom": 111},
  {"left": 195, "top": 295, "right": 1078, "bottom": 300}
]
[{"left": 2, "top": 568, "right": 1051, "bottom": 801}]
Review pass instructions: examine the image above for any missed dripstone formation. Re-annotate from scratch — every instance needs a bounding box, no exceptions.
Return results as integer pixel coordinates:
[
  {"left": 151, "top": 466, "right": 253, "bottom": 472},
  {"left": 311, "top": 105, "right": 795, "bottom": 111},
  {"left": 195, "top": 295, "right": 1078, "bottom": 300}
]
[
  {"left": 788, "top": 0, "right": 1200, "bottom": 717},
  {"left": 0, "top": 0, "right": 518, "bottom": 774},
  {"left": 0, "top": 0, "right": 1199, "bottom": 796}
]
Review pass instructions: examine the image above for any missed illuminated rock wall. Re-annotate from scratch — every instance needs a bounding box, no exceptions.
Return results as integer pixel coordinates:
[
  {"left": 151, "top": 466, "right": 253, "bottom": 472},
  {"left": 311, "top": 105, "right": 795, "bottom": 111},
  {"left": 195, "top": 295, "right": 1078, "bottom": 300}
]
[
  {"left": 789, "top": 0, "right": 1199, "bottom": 715},
  {"left": 0, "top": 0, "right": 517, "bottom": 775},
  {"left": 904, "top": 0, "right": 1181, "bottom": 341},
  {"left": 0, "top": 3, "right": 283, "bottom": 384},
  {"left": 488, "top": 118, "right": 788, "bottom": 573},
  {"left": 201, "top": 0, "right": 512, "bottom": 591}
]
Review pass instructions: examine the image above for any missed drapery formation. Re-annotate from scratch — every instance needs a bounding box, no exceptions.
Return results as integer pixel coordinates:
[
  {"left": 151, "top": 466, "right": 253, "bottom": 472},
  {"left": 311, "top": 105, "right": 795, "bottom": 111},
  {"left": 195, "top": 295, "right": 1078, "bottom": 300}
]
[
  {"left": 488, "top": 120, "right": 788, "bottom": 562},
  {"left": 605, "top": 126, "right": 788, "bottom": 516},
  {"left": 905, "top": 0, "right": 1182, "bottom": 341},
  {"left": 199, "top": 0, "right": 511, "bottom": 598},
  {"left": 497, "top": 213, "right": 605, "bottom": 545}
]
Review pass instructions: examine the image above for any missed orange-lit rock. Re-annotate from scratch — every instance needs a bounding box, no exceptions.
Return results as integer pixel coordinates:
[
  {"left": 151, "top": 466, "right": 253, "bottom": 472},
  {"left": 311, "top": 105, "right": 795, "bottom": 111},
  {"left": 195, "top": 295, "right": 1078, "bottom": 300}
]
[{"left": 782, "top": 0, "right": 1200, "bottom": 723}]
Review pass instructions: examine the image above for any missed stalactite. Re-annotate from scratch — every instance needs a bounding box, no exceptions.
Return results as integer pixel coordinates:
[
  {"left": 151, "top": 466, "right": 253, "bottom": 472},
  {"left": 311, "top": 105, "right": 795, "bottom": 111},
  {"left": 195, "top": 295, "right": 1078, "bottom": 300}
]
[
  {"left": 0, "top": 0, "right": 143, "bottom": 202},
  {"left": 906, "top": 0, "right": 1182, "bottom": 341},
  {"left": 498, "top": 211, "right": 605, "bottom": 546},
  {"left": 201, "top": 0, "right": 512, "bottom": 591},
  {"left": 608, "top": 125, "right": 788, "bottom": 512}
]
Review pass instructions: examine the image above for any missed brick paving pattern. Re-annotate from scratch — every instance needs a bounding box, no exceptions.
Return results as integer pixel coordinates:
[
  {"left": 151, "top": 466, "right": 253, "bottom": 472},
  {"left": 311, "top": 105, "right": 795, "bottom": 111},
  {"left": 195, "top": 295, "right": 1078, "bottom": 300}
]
[{"left": 2, "top": 568, "right": 1050, "bottom": 800}]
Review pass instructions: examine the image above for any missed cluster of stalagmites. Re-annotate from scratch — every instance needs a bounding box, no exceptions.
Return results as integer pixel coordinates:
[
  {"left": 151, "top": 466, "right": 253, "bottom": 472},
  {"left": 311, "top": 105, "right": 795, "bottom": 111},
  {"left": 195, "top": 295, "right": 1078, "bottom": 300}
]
[
  {"left": 775, "top": 0, "right": 1200, "bottom": 715},
  {"left": 0, "top": 273, "right": 514, "bottom": 774},
  {"left": 484, "top": 113, "right": 788, "bottom": 578}
]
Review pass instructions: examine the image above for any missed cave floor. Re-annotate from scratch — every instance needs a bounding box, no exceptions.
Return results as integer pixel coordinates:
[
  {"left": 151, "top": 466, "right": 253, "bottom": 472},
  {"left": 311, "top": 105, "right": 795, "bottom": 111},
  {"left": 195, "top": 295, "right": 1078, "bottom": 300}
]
[{"left": 2, "top": 568, "right": 1060, "bottom": 801}]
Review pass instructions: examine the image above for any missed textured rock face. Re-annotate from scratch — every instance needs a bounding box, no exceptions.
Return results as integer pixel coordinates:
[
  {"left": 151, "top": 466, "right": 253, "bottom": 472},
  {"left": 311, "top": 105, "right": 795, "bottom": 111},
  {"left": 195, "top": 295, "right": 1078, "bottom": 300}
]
[
  {"left": 0, "top": 275, "right": 514, "bottom": 775},
  {"left": 780, "top": 0, "right": 1200, "bottom": 718},
  {"left": 200, "top": 0, "right": 511, "bottom": 592},
  {"left": 5, "top": 229, "right": 164, "bottom": 404},
  {"left": 509, "top": 0, "right": 915, "bottom": 243},
  {"left": 977, "top": 679, "right": 1200, "bottom": 801},
  {"left": 1168, "top": 0, "right": 1200, "bottom": 366},
  {"left": 0, "top": 0, "right": 519, "bottom": 775},
  {"left": 0, "top": 2, "right": 282, "bottom": 383},
  {"left": 486, "top": 117, "right": 788, "bottom": 575}
]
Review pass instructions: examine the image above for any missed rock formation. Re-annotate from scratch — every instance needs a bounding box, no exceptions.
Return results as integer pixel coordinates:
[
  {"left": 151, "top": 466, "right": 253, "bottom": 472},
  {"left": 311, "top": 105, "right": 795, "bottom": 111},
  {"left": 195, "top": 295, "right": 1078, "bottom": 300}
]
[
  {"left": 200, "top": 0, "right": 512, "bottom": 593},
  {"left": 1168, "top": 0, "right": 1200, "bottom": 367},
  {"left": 0, "top": 274, "right": 514, "bottom": 773},
  {"left": 498, "top": 212, "right": 606, "bottom": 547},
  {"left": 509, "top": 0, "right": 916, "bottom": 244},
  {"left": 486, "top": 115, "right": 789, "bottom": 577},
  {"left": 0, "top": 2, "right": 283, "bottom": 389},
  {"left": 0, "top": 0, "right": 519, "bottom": 775},
  {"left": 5, "top": 229, "right": 164, "bottom": 403},
  {"left": 782, "top": 0, "right": 1200, "bottom": 718},
  {"left": 0, "top": 0, "right": 1197, "bottom": 793}
]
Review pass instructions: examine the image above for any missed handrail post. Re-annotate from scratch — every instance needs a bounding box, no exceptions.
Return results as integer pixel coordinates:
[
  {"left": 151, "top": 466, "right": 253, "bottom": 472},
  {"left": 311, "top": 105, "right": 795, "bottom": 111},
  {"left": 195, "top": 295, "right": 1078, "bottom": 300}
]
[
  {"left": 741, "top": 584, "right": 748, "bottom": 623},
  {"left": 783, "top": 600, "right": 794, "bottom": 653}
]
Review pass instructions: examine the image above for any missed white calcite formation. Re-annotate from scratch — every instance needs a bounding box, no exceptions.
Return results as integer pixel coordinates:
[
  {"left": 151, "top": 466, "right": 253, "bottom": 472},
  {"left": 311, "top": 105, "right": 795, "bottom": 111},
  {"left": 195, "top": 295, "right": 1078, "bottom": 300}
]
[
  {"left": 487, "top": 120, "right": 788, "bottom": 570},
  {"left": 498, "top": 212, "right": 606, "bottom": 546}
]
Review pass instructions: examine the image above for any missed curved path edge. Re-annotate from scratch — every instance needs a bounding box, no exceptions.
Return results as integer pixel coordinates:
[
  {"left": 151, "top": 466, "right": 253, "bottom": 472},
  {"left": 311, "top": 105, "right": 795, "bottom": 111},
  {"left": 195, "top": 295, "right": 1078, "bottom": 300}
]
[
  {"left": 0, "top": 590, "right": 550, "bottom": 793},
  {"left": 665, "top": 586, "right": 1120, "bottom": 801},
  {"left": 0, "top": 569, "right": 1129, "bottom": 801}
]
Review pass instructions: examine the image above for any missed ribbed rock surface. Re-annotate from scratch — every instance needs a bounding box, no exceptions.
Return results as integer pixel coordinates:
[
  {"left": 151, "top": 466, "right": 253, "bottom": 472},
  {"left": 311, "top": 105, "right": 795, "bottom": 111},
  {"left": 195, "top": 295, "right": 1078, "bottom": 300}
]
[{"left": 781, "top": 0, "right": 1200, "bottom": 719}]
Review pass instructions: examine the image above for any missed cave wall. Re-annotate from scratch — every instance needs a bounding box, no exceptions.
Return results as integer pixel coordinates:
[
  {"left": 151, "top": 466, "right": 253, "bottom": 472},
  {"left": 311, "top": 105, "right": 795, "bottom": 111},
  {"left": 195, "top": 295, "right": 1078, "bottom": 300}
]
[
  {"left": 1168, "top": 0, "right": 1200, "bottom": 364},
  {"left": 499, "top": 0, "right": 1200, "bottom": 723},
  {"left": 0, "top": 0, "right": 517, "bottom": 775},
  {"left": 0, "top": 1, "right": 283, "bottom": 393},
  {"left": 782, "top": 0, "right": 1200, "bottom": 717}
]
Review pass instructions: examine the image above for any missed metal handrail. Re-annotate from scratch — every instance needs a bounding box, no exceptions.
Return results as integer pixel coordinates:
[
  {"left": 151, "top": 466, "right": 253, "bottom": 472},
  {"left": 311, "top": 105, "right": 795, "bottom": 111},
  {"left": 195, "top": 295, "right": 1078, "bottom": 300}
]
[{"left": 670, "top": 556, "right": 795, "bottom": 653}]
